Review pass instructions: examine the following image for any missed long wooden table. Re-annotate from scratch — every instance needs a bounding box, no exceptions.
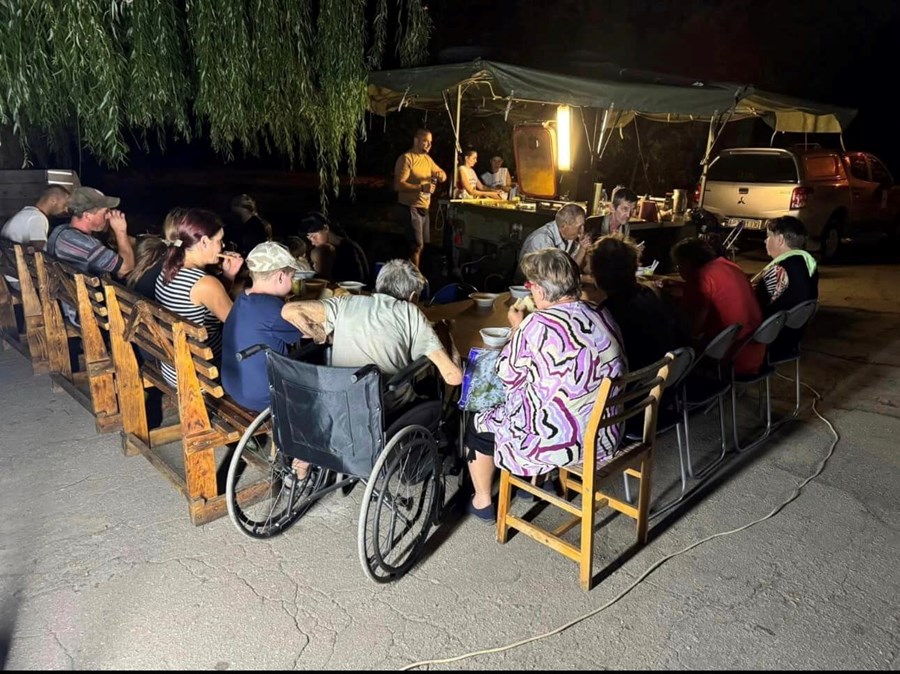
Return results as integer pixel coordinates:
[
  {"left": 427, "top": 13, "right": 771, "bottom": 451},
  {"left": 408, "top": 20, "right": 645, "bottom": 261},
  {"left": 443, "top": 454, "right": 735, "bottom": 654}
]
[{"left": 422, "top": 292, "right": 514, "bottom": 356}]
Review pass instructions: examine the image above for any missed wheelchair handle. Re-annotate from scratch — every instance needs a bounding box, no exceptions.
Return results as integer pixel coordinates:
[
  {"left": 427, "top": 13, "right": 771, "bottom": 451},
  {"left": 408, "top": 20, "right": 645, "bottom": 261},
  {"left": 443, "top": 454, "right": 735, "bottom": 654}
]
[{"left": 236, "top": 344, "right": 270, "bottom": 362}]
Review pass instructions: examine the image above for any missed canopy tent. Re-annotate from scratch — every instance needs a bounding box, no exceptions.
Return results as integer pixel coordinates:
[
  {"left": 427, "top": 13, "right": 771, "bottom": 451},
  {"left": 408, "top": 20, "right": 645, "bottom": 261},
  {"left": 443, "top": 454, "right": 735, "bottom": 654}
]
[
  {"left": 367, "top": 59, "right": 856, "bottom": 133},
  {"left": 368, "top": 59, "right": 857, "bottom": 203}
]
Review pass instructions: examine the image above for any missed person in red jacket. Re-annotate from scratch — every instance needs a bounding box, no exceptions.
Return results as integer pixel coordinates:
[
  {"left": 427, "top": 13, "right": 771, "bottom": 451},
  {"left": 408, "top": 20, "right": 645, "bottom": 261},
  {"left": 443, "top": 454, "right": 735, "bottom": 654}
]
[{"left": 672, "top": 237, "right": 764, "bottom": 375}]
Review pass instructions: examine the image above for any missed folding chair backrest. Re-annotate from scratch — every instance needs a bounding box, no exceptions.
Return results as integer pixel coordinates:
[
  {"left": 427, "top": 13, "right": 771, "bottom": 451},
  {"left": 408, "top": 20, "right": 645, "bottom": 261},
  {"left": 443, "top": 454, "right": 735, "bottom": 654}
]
[
  {"left": 664, "top": 346, "right": 696, "bottom": 390},
  {"left": 266, "top": 350, "right": 385, "bottom": 478},
  {"left": 584, "top": 353, "right": 672, "bottom": 468},
  {"left": 427, "top": 282, "right": 478, "bottom": 306},
  {"left": 702, "top": 323, "right": 742, "bottom": 361},
  {"left": 785, "top": 299, "right": 818, "bottom": 330},
  {"left": 752, "top": 311, "right": 788, "bottom": 346}
]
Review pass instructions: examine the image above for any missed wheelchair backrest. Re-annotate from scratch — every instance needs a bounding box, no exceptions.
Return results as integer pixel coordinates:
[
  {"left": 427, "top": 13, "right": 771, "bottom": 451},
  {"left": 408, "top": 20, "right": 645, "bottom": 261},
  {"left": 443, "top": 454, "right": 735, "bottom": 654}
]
[{"left": 266, "top": 350, "right": 385, "bottom": 478}]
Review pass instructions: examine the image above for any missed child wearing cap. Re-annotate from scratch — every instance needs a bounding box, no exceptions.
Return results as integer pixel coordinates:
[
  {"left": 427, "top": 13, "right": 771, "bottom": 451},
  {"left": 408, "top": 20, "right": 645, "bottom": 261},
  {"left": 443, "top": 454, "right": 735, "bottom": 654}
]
[{"left": 221, "top": 242, "right": 303, "bottom": 412}]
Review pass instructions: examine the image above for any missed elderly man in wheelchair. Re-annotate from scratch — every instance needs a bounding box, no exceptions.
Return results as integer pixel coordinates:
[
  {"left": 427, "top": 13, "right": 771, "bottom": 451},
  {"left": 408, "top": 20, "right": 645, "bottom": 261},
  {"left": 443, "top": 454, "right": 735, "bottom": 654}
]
[{"left": 226, "top": 259, "right": 462, "bottom": 583}]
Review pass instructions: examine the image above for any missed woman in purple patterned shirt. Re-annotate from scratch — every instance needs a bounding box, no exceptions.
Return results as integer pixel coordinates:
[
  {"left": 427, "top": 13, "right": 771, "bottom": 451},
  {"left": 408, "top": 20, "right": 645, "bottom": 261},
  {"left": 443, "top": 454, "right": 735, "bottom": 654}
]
[{"left": 465, "top": 248, "right": 627, "bottom": 521}]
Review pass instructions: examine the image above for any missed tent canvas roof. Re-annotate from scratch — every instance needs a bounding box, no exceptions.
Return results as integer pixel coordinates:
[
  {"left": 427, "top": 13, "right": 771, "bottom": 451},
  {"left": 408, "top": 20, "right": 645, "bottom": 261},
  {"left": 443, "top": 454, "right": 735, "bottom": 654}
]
[{"left": 367, "top": 59, "right": 856, "bottom": 133}]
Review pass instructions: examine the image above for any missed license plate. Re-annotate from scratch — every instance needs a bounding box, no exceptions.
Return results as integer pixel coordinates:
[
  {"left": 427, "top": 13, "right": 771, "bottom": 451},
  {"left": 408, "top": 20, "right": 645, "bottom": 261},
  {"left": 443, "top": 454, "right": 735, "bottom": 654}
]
[{"left": 725, "top": 217, "right": 765, "bottom": 230}]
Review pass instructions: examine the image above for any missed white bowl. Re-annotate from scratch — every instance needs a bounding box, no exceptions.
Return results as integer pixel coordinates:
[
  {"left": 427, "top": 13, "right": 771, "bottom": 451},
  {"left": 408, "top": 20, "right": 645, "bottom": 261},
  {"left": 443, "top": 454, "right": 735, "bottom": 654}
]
[
  {"left": 338, "top": 281, "right": 366, "bottom": 293},
  {"left": 480, "top": 327, "right": 511, "bottom": 348},
  {"left": 509, "top": 285, "right": 530, "bottom": 299},
  {"left": 469, "top": 292, "right": 500, "bottom": 308}
]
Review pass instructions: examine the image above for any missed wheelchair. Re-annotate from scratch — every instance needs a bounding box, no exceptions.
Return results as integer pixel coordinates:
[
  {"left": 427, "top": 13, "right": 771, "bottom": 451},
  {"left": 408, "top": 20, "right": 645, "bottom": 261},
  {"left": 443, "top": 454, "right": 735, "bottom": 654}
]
[{"left": 225, "top": 342, "right": 454, "bottom": 583}]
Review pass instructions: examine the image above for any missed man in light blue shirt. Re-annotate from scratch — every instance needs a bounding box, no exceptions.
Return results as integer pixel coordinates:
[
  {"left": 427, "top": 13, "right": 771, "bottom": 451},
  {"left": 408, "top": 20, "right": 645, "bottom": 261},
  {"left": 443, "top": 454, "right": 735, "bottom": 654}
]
[{"left": 517, "top": 203, "right": 588, "bottom": 275}]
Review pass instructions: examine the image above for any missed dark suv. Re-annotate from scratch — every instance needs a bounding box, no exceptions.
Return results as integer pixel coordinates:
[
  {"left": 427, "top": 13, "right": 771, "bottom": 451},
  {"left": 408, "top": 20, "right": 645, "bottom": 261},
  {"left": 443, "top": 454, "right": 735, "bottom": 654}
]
[{"left": 698, "top": 146, "right": 900, "bottom": 260}]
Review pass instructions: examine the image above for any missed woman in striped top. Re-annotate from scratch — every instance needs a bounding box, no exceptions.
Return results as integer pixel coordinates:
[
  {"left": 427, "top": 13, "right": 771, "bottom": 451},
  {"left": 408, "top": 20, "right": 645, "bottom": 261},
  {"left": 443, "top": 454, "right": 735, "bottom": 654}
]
[{"left": 155, "top": 208, "right": 244, "bottom": 387}]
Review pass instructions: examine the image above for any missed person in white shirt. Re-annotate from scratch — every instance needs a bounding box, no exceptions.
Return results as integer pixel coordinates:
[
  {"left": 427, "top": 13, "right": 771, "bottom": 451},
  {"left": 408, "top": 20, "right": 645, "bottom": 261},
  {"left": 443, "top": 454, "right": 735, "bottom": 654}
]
[
  {"left": 1, "top": 185, "right": 70, "bottom": 249},
  {"left": 480, "top": 156, "right": 513, "bottom": 198}
]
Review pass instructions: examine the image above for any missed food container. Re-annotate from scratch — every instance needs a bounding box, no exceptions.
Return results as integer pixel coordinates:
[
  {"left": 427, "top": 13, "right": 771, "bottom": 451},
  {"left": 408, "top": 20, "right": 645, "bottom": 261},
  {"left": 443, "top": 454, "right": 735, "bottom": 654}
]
[
  {"left": 509, "top": 285, "right": 530, "bottom": 299},
  {"left": 469, "top": 292, "right": 500, "bottom": 308},
  {"left": 480, "top": 327, "right": 511, "bottom": 348}
]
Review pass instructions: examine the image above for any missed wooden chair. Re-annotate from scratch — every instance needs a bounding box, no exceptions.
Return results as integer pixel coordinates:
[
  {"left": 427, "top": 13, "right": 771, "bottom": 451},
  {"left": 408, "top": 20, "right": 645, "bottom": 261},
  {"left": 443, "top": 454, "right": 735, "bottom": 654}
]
[
  {"left": 105, "top": 281, "right": 270, "bottom": 526},
  {"left": 496, "top": 353, "right": 673, "bottom": 591},
  {"left": 0, "top": 240, "right": 49, "bottom": 373},
  {"left": 34, "top": 254, "right": 120, "bottom": 432}
]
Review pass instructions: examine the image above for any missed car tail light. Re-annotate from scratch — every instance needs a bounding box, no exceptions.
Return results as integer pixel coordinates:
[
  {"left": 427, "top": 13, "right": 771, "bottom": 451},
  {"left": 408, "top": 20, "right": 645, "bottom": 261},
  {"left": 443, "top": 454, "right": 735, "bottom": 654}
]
[
  {"left": 692, "top": 181, "right": 702, "bottom": 205},
  {"left": 790, "top": 186, "right": 813, "bottom": 209}
]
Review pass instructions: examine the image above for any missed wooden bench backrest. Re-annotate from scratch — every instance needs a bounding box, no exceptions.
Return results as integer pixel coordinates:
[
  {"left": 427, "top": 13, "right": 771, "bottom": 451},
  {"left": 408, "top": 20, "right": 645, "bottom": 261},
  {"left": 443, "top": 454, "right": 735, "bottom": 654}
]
[
  {"left": 105, "top": 280, "right": 223, "bottom": 398},
  {"left": 40, "top": 256, "right": 108, "bottom": 329}
]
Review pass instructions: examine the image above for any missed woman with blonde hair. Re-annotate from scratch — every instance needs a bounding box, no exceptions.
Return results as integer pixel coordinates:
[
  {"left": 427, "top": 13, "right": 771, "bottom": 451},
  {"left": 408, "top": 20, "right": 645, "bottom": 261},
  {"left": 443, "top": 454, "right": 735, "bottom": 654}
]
[{"left": 126, "top": 207, "right": 188, "bottom": 299}]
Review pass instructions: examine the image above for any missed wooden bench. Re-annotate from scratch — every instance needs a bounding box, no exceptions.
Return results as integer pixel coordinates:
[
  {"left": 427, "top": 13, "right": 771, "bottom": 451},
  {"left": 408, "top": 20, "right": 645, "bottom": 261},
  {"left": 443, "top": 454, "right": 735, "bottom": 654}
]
[
  {"left": 105, "top": 280, "right": 271, "bottom": 526},
  {"left": 0, "top": 240, "right": 49, "bottom": 373},
  {"left": 34, "top": 254, "right": 120, "bottom": 433}
]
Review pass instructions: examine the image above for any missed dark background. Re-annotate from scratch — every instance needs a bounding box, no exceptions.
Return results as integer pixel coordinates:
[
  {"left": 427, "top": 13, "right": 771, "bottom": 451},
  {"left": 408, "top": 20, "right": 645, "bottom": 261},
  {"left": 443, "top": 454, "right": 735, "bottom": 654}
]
[{"left": 27, "top": 0, "right": 899, "bottom": 263}]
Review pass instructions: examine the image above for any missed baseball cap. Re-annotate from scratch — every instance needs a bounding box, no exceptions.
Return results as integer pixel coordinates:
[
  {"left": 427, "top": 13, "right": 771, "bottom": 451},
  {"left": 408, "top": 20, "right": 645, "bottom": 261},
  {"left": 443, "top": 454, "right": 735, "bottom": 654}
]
[
  {"left": 68, "top": 187, "right": 120, "bottom": 215},
  {"left": 245, "top": 241, "right": 301, "bottom": 273}
]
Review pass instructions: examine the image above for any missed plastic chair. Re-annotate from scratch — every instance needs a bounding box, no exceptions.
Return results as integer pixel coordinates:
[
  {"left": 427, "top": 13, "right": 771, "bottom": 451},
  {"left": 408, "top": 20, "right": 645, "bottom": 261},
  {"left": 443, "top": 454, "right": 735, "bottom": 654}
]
[
  {"left": 426, "top": 282, "right": 478, "bottom": 306},
  {"left": 767, "top": 300, "right": 819, "bottom": 419},
  {"left": 729, "top": 311, "right": 788, "bottom": 453}
]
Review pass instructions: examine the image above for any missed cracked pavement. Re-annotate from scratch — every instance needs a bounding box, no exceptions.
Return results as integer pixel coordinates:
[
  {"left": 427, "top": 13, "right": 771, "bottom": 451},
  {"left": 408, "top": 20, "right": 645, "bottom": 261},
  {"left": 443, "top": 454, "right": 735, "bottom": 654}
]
[{"left": 1, "top": 254, "right": 899, "bottom": 669}]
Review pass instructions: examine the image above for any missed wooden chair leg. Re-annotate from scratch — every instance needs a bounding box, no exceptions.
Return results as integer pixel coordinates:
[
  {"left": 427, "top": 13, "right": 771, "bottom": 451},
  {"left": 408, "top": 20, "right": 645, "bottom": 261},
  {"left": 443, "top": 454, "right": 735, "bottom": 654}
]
[
  {"left": 579, "top": 471, "right": 597, "bottom": 591},
  {"left": 497, "top": 469, "right": 512, "bottom": 543},
  {"left": 635, "top": 451, "right": 653, "bottom": 544}
]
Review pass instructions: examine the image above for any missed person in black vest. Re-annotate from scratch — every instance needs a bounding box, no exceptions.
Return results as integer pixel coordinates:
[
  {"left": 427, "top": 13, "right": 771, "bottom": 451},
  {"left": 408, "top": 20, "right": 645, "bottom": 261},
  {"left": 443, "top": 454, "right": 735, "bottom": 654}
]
[{"left": 753, "top": 215, "right": 819, "bottom": 359}]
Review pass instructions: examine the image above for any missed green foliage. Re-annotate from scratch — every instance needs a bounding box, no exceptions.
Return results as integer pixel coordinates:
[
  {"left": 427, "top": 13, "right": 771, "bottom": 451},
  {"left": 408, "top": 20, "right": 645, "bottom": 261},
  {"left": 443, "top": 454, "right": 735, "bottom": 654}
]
[{"left": 0, "top": 0, "right": 431, "bottom": 204}]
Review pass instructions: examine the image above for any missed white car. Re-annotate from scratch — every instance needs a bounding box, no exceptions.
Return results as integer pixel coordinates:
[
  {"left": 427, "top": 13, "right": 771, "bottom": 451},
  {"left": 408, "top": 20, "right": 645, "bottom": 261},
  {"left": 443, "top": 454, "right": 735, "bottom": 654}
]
[{"left": 697, "top": 147, "right": 900, "bottom": 261}]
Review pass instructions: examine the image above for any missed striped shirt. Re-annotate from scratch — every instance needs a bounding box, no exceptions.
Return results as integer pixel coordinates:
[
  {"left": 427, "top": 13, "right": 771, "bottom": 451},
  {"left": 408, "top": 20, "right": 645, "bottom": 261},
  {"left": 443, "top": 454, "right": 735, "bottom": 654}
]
[
  {"left": 46, "top": 223, "right": 122, "bottom": 276},
  {"left": 155, "top": 267, "right": 223, "bottom": 387}
]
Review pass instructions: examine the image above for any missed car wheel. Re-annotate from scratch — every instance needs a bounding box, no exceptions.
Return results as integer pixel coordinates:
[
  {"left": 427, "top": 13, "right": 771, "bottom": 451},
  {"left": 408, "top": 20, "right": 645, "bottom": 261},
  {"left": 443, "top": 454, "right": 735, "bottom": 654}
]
[{"left": 820, "top": 221, "right": 842, "bottom": 264}]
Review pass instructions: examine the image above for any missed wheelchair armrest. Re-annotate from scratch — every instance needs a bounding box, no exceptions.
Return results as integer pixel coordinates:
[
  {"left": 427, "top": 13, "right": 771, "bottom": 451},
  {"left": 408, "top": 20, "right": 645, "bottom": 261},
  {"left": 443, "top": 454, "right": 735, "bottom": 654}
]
[
  {"left": 351, "top": 363, "right": 381, "bottom": 383},
  {"left": 384, "top": 355, "right": 434, "bottom": 392}
]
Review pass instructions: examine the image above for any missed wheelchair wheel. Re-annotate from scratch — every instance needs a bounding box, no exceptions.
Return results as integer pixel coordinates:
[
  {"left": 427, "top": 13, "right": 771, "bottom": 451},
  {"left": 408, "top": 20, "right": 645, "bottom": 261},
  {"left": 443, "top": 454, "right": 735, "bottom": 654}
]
[
  {"left": 226, "top": 407, "right": 330, "bottom": 539},
  {"left": 358, "top": 425, "right": 440, "bottom": 583}
]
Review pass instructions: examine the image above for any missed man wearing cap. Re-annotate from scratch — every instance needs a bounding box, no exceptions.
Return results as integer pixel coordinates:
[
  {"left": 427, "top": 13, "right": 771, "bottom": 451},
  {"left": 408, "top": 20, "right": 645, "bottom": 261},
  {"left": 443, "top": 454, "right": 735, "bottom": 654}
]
[
  {"left": 45, "top": 186, "right": 135, "bottom": 277},
  {"left": 221, "top": 241, "right": 303, "bottom": 412}
]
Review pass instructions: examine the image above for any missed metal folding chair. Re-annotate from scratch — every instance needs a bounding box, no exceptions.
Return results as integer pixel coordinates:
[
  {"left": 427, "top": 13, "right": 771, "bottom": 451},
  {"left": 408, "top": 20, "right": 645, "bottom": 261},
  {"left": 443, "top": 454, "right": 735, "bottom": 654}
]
[
  {"left": 730, "top": 311, "right": 788, "bottom": 453},
  {"left": 767, "top": 299, "right": 819, "bottom": 420}
]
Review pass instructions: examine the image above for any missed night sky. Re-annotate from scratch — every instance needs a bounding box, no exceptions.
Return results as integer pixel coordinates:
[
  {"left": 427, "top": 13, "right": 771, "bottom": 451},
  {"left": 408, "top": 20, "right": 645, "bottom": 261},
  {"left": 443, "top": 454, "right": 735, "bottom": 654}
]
[{"left": 426, "top": 0, "right": 900, "bottom": 168}]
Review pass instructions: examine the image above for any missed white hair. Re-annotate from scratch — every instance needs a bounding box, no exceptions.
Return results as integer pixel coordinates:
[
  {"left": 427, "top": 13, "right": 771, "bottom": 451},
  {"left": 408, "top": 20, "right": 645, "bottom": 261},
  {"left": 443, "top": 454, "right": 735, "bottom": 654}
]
[{"left": 375, "top": 259, "right": 426, "bottom": 300}]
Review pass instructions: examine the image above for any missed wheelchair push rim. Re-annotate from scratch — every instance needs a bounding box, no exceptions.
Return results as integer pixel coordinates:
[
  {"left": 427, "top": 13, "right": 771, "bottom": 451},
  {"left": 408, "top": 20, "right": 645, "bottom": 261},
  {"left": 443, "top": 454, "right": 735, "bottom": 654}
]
[
  {"left": 358, "top": 424, "right": 441, "bottom": 583},
  {"left": 226, "top": 407, "right": 330, "bottom": 539}
]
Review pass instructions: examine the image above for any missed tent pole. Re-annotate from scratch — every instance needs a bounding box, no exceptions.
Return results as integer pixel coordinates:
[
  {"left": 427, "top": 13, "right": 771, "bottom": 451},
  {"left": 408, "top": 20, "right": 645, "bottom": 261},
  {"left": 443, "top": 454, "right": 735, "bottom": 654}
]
[
  {"left": 698, "top": 111, "right": 719, "bottom": 209},
  {"left": 451, "top": 84, "right": 462, "bottom": 196}
]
